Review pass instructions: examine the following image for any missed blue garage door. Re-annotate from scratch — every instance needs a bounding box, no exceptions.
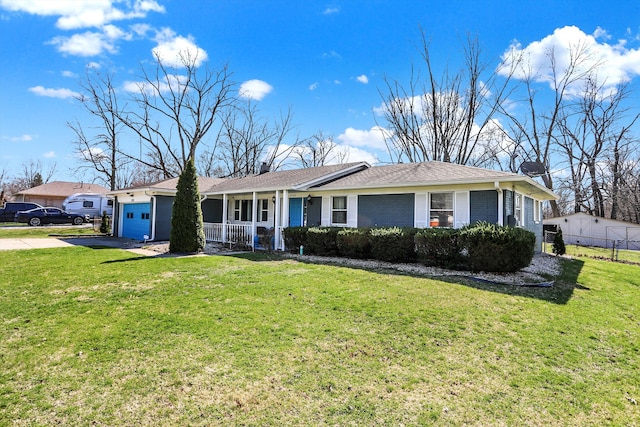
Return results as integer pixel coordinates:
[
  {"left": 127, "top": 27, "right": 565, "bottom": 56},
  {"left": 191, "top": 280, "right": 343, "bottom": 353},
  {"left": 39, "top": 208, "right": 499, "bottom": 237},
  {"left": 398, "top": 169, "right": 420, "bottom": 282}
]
[{"left": 122, "top": 203, "right": 150, "bottom": 240}]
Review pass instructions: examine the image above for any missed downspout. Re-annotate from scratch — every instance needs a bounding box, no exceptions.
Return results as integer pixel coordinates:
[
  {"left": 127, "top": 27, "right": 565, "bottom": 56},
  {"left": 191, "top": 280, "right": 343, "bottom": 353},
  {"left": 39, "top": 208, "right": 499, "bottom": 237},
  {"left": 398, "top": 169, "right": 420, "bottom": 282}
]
[{"left": 144, "top": 191, "right": 156, "bottom": 241}]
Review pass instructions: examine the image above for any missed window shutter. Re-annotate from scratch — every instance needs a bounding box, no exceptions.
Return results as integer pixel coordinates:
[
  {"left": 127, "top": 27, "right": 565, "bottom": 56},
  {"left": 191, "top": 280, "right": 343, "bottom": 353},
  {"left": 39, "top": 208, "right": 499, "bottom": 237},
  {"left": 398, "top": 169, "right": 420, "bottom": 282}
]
[
  {"left": 454, "top": 191, "right": 469, "bottom": 228},
  {"left": 414, "top": 193, "right": 428, "bottom": 228},
  {"left": 321, "top": 195, "right": 331, "bottom": 226},
  {"left": 347, "top": 195, "right": 358, "bottom": 227}
]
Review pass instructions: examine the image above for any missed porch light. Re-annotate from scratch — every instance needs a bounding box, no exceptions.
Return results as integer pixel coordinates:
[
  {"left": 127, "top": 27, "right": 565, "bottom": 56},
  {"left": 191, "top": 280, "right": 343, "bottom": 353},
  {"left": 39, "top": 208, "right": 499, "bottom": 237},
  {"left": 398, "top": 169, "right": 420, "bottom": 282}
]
[
  {"left": 307, "top": 194, "right": 313, "bottom": 204},
  {"left": 272, "top": 196, "right": 276, "bottom": 204}
]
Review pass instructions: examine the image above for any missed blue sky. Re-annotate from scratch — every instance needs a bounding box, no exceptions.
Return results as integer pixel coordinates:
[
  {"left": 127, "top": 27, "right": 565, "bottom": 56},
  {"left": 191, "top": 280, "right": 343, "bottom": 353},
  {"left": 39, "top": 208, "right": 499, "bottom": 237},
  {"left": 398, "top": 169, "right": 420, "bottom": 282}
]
[{"left": 1, "top": 0, "right": 639, "bottom": 183}]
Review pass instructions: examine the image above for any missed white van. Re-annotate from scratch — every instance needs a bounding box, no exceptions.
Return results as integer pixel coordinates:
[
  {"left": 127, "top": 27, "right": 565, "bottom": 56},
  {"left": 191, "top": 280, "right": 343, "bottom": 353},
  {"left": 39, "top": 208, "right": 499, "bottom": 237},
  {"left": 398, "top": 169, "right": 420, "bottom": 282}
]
[{"left": 62, "top": 193, "right": 113, "bottom": 218}]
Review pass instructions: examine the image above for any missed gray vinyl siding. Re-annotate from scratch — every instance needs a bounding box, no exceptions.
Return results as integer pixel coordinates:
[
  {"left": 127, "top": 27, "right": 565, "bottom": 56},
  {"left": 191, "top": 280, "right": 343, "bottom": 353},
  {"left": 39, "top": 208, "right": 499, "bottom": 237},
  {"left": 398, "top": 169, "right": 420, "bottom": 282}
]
[
  {"left": 524, "top": 196, "right": 543, "bottom": 252},
  {"left": 470, "top": 190, "right": 498, "bottom": 224},
  {"left": 503, "top": 190, "right": 515, "bottom": 226},
  {"left": 357, "top": 193, "right": 414, "bottom": 227},
  {"left": 307, "top": 197, "right": 322, "bottom": 227},
  {"left": 154, "top": 196, "right": 173, "bottom": 241}
]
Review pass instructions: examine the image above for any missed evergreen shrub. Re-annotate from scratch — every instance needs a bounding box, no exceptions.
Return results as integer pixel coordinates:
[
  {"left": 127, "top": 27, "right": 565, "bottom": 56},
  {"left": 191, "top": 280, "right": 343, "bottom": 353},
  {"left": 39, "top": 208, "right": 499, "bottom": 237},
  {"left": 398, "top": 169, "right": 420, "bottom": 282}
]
[
  {"left": 459, "top": 221, "right": 535, "bottom": 272},
  {"left": 369, "top": 227, "right": 417, "bottom": 263},
  {"left": 169, "top": 159, "right": 206, "bottom": 253},
  {"left": 283, "top": 226, "right": 308, "bottom": 253},
  {"left": 414, "top": 228, "right": 462, "bottom": 269},
  {"left": 336, "top": 228, "right": 371, "bottom": 259},
  {"left": 305, "top": 227, "right": 341, "bottom": 256}
]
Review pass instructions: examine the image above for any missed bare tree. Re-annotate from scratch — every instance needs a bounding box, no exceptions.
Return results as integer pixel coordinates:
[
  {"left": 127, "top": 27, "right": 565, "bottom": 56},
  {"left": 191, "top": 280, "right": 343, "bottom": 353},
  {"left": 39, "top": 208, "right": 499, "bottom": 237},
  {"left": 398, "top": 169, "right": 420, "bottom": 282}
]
[
  {"left": 69, "top": 70, "right": 127, "bottom": 190},
  {"left": 497, "top": 40, "right": 601, "bottom": 217},
  {"left": 214, "top": 102, "right": 301, "bottom": 177},
  {"left": 290, "top": 132, "right": 348, "bottom": 168},
  {"left": 377, "top": 32, "right": 511, "bottom": 167},
  {"left": 118, "top": 51, "right": 234, "bottom": 178}
]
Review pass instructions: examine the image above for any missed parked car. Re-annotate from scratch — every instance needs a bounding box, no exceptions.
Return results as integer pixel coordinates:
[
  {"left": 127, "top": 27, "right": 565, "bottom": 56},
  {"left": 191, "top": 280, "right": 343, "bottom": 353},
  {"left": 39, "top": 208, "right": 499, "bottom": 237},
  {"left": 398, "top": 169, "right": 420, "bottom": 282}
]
[
  {"left": 0, "top": 202, "right": 43, "bottom": 222},
  {"left": 14, "top": 207, "right": 89, "bottom": 226}
]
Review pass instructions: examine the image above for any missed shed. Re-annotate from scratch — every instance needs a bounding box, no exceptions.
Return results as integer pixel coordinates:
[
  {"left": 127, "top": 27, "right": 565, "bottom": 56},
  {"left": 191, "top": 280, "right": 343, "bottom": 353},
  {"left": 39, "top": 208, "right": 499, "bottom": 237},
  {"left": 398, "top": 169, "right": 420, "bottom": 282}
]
[{"left": 544, "top": 212, "right": 640, "bottom": 250}]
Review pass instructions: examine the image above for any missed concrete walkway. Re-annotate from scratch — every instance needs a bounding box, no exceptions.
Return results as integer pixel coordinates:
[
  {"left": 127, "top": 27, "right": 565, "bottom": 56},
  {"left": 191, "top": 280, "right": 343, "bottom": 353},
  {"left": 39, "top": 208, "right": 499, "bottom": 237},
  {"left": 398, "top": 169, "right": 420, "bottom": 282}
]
[{"left": 0, "top": 236, "right": 159, "bottom": 256}]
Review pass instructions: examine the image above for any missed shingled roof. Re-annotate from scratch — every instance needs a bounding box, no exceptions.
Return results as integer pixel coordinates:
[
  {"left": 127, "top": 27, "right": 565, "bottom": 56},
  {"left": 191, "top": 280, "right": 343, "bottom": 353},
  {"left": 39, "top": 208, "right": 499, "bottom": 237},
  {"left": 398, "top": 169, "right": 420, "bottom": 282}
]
[
  {"left": 315, "top": 162, "right": 556, "bottom": 198},
  {"left": 202, "top": 162, "right": 369, "bottom": 194},
  {"left": 114, "top": 176, "right": 226, "bottom": 193},
  {"left": 14, "top": 181, "right": 110, "bottom": 197}
]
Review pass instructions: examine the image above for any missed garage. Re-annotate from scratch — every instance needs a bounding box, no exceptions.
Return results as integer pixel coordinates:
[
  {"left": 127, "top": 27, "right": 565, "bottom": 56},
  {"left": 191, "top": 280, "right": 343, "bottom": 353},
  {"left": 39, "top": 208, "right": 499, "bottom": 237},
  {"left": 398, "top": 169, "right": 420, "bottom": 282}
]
[{"left": 122, "top": 203, "right": 151, "bottom": 240}]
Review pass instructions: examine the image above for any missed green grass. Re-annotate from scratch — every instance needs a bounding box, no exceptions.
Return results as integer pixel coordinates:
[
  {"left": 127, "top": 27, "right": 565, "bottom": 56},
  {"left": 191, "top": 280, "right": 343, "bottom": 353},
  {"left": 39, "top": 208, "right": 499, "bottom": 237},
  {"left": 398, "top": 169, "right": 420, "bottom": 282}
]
[
  {"left": 0, "top": 225, "right": 100, "bottom": 238},
  {"left": 544, "top": 243, "right": 640, "bottom": 264},
  {"left": 1, "top": 248, "right": 639, "bottom": 426}
]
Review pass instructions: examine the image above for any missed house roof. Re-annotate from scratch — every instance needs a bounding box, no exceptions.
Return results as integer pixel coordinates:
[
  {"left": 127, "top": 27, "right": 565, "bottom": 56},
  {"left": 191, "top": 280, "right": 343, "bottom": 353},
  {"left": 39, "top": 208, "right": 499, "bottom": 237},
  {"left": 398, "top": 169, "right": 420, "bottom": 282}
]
[
  {"left": 201, "top": 162, "right": 369, "bottom": 194},
  {"left": 110, "top": 176, "right": 226, "bottom": 195},
  {"left": 544, "top": 211, "right": 640, "bottom": 227},
  {"left": 13, "top": 181, "right": 110, "bottom": 197},
  {"left": 314, "top": 161, "right": 557, "bottom": 199}
]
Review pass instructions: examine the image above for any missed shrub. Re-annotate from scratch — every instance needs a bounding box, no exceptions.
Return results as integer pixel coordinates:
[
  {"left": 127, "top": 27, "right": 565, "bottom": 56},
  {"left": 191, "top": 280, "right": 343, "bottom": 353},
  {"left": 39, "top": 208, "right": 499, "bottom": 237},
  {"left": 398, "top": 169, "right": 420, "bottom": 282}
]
[
  {"left": 169, "top": 159, "right": 206, "bottom": 253},
  {"left": 459, "top": 221, "right": 535, "bottom": 272},
  {"left": 369, "top": 227, "right": 417, "bottom": 263},
  {"left": 99, "top": 211, "right": 110, "bottom": 234},
  {"left": 305, "top": 227, "right": 341, "bottom": 256},
  {"left": 552, "top": 227, "right": 566, "bottom": 255},
  {"left": 336, "top": 228, "right": 371, "bottom": 259},
  {"left": 414, "top": 228, "right": 462, "bottom": 269},
  {"left": 283, "top": 226, "right": 308, "bottom": 253}
]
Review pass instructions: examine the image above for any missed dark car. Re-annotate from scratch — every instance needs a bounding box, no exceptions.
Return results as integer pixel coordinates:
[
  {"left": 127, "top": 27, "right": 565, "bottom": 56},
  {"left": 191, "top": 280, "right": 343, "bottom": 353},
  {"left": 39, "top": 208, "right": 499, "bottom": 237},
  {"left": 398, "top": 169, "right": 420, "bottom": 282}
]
[
  {"left": 14, "top": 207, "right": 88, "bottom": 226},
  {"left": 0, "top": 202, "right": 43, "bottom": 222}
]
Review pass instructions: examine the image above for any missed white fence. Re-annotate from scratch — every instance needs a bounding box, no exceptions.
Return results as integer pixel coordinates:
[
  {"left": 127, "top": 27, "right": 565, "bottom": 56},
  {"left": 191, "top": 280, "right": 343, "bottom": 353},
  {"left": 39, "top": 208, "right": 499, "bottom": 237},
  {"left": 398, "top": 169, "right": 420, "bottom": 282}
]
[{"left": 203, "top": 223, "right": 253, "bottom": 246}]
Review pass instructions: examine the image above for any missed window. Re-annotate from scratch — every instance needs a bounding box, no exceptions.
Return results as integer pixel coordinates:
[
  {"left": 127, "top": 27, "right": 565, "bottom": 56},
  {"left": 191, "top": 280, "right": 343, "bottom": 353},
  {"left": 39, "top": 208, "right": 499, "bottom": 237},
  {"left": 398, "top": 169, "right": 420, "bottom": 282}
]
[
  {"left": 83, "top": 201, "right": 94, "bottom": 208},
  {"left": 429, "top": 193, "right": 453, "bottom": 228},
  {"left": 331, "top": 196, "right": 347, "bottom": 224},
  {"left": 141, "top": 213, "right": 149, "bottom": 220},
  {"left": 233, "top": 199, "right": 253, "bottom": 221},
  {"left": 514, "top": 193, "right": 523, "bottom": 226},
  {"left": 107, "top": 200, "right": 114, "bottom": 207},
  {"left": 258, "top": 199, "right": 268, "bottom": 222}
]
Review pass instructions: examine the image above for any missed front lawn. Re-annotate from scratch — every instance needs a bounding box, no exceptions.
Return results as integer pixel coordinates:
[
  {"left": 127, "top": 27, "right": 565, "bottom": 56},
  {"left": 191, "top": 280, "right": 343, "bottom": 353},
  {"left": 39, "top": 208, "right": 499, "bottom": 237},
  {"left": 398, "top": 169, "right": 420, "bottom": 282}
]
[
  {"left": 1, "top": 247, "right": 639, "bottom": 425},
  {"left": 0, "top": 225, "right": 99, "bottom": 239}
]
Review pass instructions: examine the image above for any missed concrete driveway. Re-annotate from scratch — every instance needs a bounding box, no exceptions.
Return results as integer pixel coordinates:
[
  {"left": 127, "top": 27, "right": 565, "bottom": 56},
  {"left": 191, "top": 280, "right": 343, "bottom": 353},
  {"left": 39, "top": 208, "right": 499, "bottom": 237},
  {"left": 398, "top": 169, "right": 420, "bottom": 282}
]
[{"left": 0, "top": 236, "right": 158, "bottom": 256}]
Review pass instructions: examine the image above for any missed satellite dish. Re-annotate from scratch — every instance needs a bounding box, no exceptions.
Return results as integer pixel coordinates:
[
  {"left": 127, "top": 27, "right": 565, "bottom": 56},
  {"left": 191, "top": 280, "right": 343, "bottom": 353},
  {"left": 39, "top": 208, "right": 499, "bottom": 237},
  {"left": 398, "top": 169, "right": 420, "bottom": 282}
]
[{"left": 519, "top": 161, "right": 546, "bottom": 177}]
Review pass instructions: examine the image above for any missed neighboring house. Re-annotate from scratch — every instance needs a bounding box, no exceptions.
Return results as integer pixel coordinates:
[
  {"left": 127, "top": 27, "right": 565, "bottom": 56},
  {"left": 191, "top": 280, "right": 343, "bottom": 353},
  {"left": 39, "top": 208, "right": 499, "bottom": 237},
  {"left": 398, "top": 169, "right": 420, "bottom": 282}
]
[
  {"left": 11, "top": 181, "right": 110, "bottom": 209},
  {"left": 544, "top": 212, "right": 640, "bottom": 250},
  {"left": 108, "top": 161, "right": 557, "bottom": 252}
]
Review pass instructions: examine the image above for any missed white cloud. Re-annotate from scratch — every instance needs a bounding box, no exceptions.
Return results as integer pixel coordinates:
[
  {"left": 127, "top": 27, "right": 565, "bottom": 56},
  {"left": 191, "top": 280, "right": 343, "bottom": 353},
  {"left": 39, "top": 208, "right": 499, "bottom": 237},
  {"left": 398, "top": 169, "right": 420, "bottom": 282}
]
[
  {"left": 323, "top": 7, "right": 340, "bottom": 15},
  {"left": 0, "top": 0, "right": 165, "bottom": 29},
  {"left": 43, "top": 151, "right": 56, "bottom": 158},
  {"left": 2, "top": 134, "right": 34, "bottom": 142},
  {"left": 499, "top": 26, "right": 640, "bottom": 96},
  {"left": 50, "top": 30, "right": 119, "bottom": 56},
  {"left": 309, "top": 82, "right": 319, "bottom": 91},
  {"left": 338, "top": 126, "right": 389, "bottom": 151},
  {"left": 123, "top": 73, "right": 188, "bottom": 95},
  {"left": 28, "top": 85, "right": 80, "bottom": 99},
  {"left": 239, "top": 79, "right": 273, "bottom": 101},
  {"left": 62, "top": 70, "right": 77, "bottom": 78},
  {"left": 334, "top": 145, "right": 378, "bottom": 165},
  {"left": 356, "top": 74, "right": 369, "bottom": 84},
  {"left": 152, "top": 28, "right": 208, "bottom": 67},
  {"left": 322, "top": 50, "right": 342, "bottom": 60}
]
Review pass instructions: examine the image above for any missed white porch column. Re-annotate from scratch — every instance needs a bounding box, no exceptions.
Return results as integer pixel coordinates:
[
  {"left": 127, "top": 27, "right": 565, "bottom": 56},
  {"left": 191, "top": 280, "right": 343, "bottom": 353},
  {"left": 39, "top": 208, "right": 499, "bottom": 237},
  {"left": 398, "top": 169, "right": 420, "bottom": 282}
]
[
  {"left": 496, "top": 184, "right": 504, "bottom": 226},
  {"left": 274, "top": 190, "right": 281, "bottom": 250},
  {"left": 251, "top": 191, "right": 258, "bottom": 249},
  {"left": 222, "top": 194, "right": 228, "bottom": 243},
  {"left": 281, "top": 190, "right": 289, "bottom": 250}
]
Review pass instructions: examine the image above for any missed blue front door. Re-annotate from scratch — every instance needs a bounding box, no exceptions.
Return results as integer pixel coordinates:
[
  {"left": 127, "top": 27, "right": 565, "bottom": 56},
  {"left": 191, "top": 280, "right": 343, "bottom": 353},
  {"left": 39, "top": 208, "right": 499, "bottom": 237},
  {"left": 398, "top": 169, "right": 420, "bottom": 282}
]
[
  {"left": 289, "top": 198, "right": 303, "bottom": 226},
  {"left": 122, "top": 203, "right": 150, "bottom": 240}
]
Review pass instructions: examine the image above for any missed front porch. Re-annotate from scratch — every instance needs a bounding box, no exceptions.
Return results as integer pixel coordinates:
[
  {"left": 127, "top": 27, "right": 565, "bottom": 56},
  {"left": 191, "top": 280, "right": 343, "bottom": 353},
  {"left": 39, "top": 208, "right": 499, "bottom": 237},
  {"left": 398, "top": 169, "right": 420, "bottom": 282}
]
[{"left": 203, "top": 222, "right": 285, "bottom": 250}]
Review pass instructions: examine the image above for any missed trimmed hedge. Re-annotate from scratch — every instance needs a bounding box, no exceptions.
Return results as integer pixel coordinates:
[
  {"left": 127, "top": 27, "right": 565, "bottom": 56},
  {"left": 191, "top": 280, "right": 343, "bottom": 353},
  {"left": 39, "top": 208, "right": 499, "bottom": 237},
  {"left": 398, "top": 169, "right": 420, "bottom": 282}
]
[
  {"left": 459, "top": 221, "right": 536, "bottom": 272},
  {"left": 336, "top": 228, "right": 371, "bottom": 259},
  {"left": 283, "top": 226, "right": 308, "bottom": 253},
  {"left": 284, "top": 223, "right": 535, "bottom": 273},
  {"left": 414, "top": 228, "right": 462, "bottom": 269},
  {"left": 369, "top": 227, "right": 417, "bottom": 263},
  {"left": 305, "top": 227, "right": 341, "bottom": 256}
]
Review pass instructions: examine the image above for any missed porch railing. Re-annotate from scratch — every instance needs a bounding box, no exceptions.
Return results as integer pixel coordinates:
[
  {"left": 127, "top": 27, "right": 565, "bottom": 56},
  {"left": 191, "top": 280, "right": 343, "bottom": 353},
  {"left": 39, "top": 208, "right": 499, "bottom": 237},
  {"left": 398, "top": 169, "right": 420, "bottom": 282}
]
[{"left": 203, "top": 223, "right": 253, "bottom": 246}]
